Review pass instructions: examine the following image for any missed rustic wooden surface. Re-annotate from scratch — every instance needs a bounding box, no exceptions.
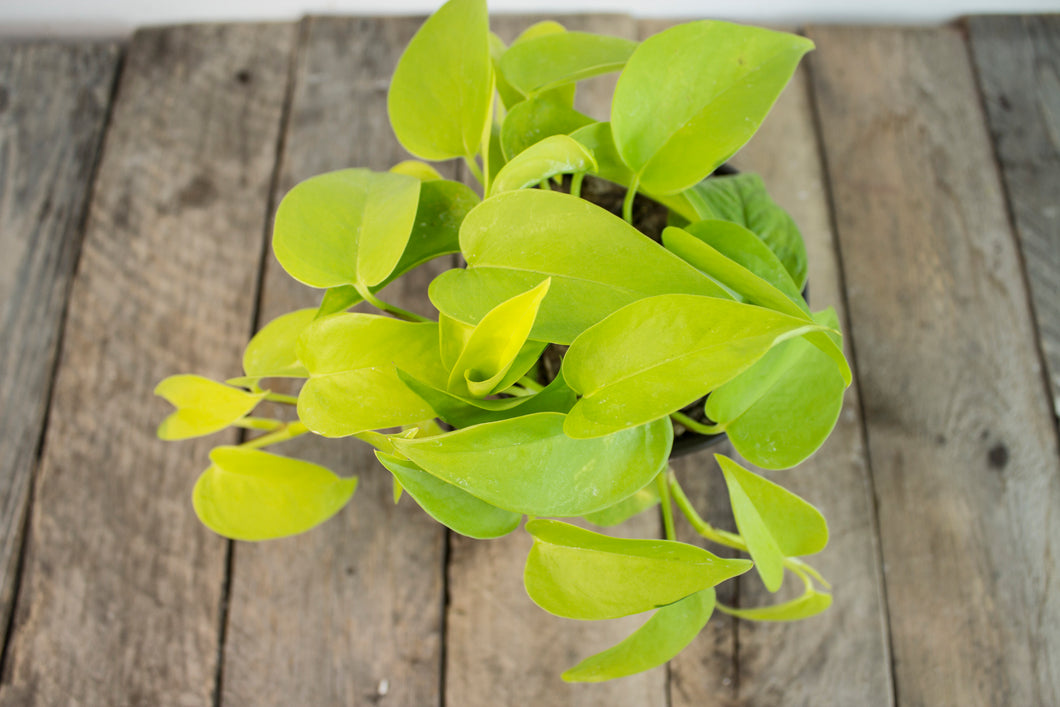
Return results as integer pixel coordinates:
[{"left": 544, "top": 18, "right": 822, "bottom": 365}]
[
  {"left": 967, "top": 15, "right": 1060, "bottom": 421},
  {"left": 808, "top": 23, "right": 1060, "bottom": 705},
  {"left": 0, "top": 40, "right": 119, "bottom": 665},
  {"left": 0, "top": 14, "right": 1057, "bottom": 706},
  {"left": 220, "top": 17, "right": 449, "bottom": 706},
  {"left": 0, "top": 25, "right": 294, "bottom": 705}
]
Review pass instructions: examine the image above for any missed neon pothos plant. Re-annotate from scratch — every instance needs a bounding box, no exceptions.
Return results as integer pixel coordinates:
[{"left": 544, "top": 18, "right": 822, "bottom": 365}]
[{"left": 157, "top": 0, "right": 852, "bottom": 682}]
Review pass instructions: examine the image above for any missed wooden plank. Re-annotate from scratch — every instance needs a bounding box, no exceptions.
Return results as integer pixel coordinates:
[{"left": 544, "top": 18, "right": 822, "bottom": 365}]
[
  {"left": 443, "top": 14, "right": 668, "bottom": 707},
  {"left": 967, "top": 15, "right": 1060, "bottom": 419},
  {"left": 807, "top": 25, "right": 1060, "bottom": 705},
  {"left": 638, "top": 19, "right": 893, "bottom": 705},
  {"left": 219, "top": 17, "right": 450, "bottom": 706},
  {"left": 0, "top": 40, "right": 119, "bottom": 661},
  {"left": 0, "top": 24, "right": 295, "bottom": 705}
]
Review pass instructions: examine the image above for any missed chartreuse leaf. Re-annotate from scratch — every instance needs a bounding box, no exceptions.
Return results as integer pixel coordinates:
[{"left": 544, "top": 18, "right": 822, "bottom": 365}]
[
  {"left": 390, "top": 160, "right": 443, "bottom": 181},
  {"left": 387, "top": 0, "right": 492, "bottom": 160},
  {"left": 429, "top": 190, "right": 729, "bottom": 344},
  {"left": 524, "top": 519, "right": 750, "bottom": 620},
  {"left": 391, "top": 179, "right": 479, "bottom": 278},
  {"left": 297, "top": 314, "right": 447, "bottom": 437},
  {"left": 489, "top": 136, "right": 596, "bottom": 196},
  {"left": 683, "top": 173, "right": 808, "bottom": 288},
  {"left": 722, "top": 589, "right": 831, "bottom": 622},
  {"left": 612, "top": 22, "right": 813, "bottom": 194},
  {"left": 501, "top": 93, "right": 593, "bottom": 160},
  {"left": 706, "top": 309, "right": 847, "bottom": 470},
  {"left": 662, "top": 224, "right": 850, "bottom": 384},
  {"left": 500, "top": 31, "right": 638, "bottom": 96},
  {"left": 446, "top": 279, "right": 550, "bottom": 397},
  {"left": 273, "top": 169, "right": 421, "bottom": 289},
  {"left": 563, "top": 588, "right": 716, "bottom": 682},
  {"left": 397, "top": 368, "right": 576, "bottom": 428},
  {"left": 391, "top": 412, "right": 673, "bottom": 516},
  {"left": 155, "top": 375, "right": 265, "bottom": 440},
  {"left": 569, "top": 122, "right": 634, "bottom": 186},
  {"left": 562, "top": 294, "right": 829, "bottom": 438},
  {"left": 376, "top": 452, "right": 521, "bottom": 539},
  {"left": 241, "top": 308, "right": 316, "bottom": 380},
  {"left": 582, "top": 471, "right": 661, "bottom": 527},
  {"left": 493, "top": 22, "right": 576, "bottom": 111},
  {"left": 193, "top": 446, "right": 356, "bottom": 541},
  {"left": 717, "top": 455, "right": 828, "bottom": 592}
]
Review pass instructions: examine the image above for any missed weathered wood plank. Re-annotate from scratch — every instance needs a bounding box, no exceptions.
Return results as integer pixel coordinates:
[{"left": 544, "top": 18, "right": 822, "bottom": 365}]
[
  {"left": 0, "top": 40, "right": 119, "bottom": 661},
  {"left": 0, "top": 24, "right": 295, "bottom": 705},
  {"left": 967, "top": 14, "right": 1060, "bottom": 420},
  {"left": 639, "top": 19, "right": 893, "bottom": 705},
  {"left": 444, "top": 14, "right": 668, "bottom": 707},
  {"left": 220, "top": 17, "right": 450, "bottom": 706},
  {"left": 807, "top": 25, "right": 1060, "bottom": 705}
]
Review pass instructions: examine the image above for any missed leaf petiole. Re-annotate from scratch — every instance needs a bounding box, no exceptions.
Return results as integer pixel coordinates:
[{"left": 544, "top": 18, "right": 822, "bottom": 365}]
[
  {"left": 240, "top": 421, "right": 308, "bottom": 450},
  {"left": 656, "top": 471, "right": 676, "bottom": 540},
  {"left": 356, "top": 284, "right": 432, "bottom": 323},
  {"left": 233, "top": 417, "right": 286, "bottom": 431},
  {"left": 622, "top": 176, "right": 639, "bottom": 224},
  {"left": 569, "top": 172, "right": 585, "bottom": 199},
  {"left": 670, "top": 410, "right": 724, "bottom": 436},
  {"left": 264, "top": 392, "right": 299, "bottom": 406},
  {"left": 464, "top": 156, "right": 485, "bottom": 187}
]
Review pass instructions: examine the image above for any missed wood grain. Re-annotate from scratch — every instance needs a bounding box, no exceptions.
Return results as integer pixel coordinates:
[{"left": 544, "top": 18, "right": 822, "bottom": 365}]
[
  {"left": 967, "top": 15, "right": 1060, "bottom": 420},
  {"left": 0, "top": 24, "right": 295, "bottom": 705},
  {"left": 219, "top": 17, "right": 449, "bottom": 706},
  {"left": 808, "top": 25, "right": 1060, "bottom": 705},
  {"left": 443, "top": 14, "right": 668, "bottom": 707},
  {"left": 0, "top": 40, "right": 119, "bottom": 660}
]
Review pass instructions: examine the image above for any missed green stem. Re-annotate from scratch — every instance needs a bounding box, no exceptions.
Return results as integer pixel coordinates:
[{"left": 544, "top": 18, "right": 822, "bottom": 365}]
[
  {"left": 622, "top": 177, "right": 639, "bottom": 224},
  {"left": 670, "top": 411, "right": 724, "bottom": 436},
  {"left": 657, "top": 472, "right": 676, "bottom": 541},
  {"left": 538, "top": 179, "right": 551, "bottom": 191},
  {"left": 357, "top": 285, "right": 431, "bottom": 323},
  {"left": 669, "top": 474, "right": 828, "bottom": 588},
  {"left": 241, "top": 421, "right": 308, "bottom": 450},
  {"left": 570, "top": 172, "right": 585, "bottom": 199},
  {"left": 464, "top": 156, "right": 484, "bottom": 188},
  {"left": 233, "top": 417, "right": 285, "bottom": 431},
  {"left": 264, "top": 392, "right": 299, "bottom": 406},
  {"left": 517, "top": 376, "right": 545, "bottom": 393}
]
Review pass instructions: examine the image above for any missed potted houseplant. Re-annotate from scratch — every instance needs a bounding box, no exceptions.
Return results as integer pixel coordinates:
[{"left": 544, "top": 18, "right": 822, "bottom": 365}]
[{"left": 156, "top": 0, "right": 852, "bottom": 683}]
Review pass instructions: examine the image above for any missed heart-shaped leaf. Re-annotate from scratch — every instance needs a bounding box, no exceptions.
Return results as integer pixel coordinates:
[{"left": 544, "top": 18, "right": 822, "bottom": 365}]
[
  {"left": 376, "top": 452, "right": 521, "bottom": 539},
  {"left": 241, "top": 308, "right": 316, "bottom": 380},
  {"left": 391, "top": 412, "right": 673, "bottom": 517},
  {"left": 717, "top": 454, "right": 828, "bottom": 592},
  {"left": 683, "top": 172, "right": 808, "bottom": 288},
  {"left": 489, "top": 135, "right": 596, "bottom": 196},
  {"left": 297, "top": 314, "right": 447, "bottom": 437},
  {"left": 524, "top": 519, "right": 750, "bottom": 620},
  {"left": 429, "top": 190, "right": 728, "bottom": 344},
  {"left": 721, "top": 588, "right": 832, "bottom": 622},
  {"left": 500, "top": 31, "right": 637, "bottom": 96},
  {"left": 273, "top": 168, "right": 421, "bottom": 289},
  {"left": 500, "top": 93, "right": 593, "bottom": 160},
  {"left": 387, "top": 0, "right": 492, "bottom": 160},
  {"left": 155, "top": 375, "right": 265, "bottom": 440},
  {"left": 562, "top": 294, "right": 828, "bottom": 438},
  {"left": 706, "top": 308, "right": 847, "bottom": 469},
  {"left": 563, "top": 588, "right": 716, "bottom": 682},
  {"left": 493, "top": 22, "right": 576, "bottom": 111},
  {"left": 612, "top": 21, "right": 813, "bottom": 194},
  {"left": 193, "top": 446, "right": 357, "bottom": 541}
]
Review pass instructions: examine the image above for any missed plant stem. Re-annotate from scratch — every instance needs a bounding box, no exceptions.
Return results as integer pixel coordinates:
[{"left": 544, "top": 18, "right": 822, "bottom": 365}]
[
  {"left": 622, "top": 177, "right": 639, "bottom": 224},
  {"left": 669, "top": 473, "right": 829, "bottom": 588},
  {"left": 233, "top": 417, "right": 285, "bottom": 431},
  {"left": 357, "top": 285, "right": 431, "bottom": 323},
  {"left": 517, "top": 376, "right": 545, "bottom": 393},
  {"left": 538, "top": 179, "right": 551, "bottom": 191},
  {"left": 670, "top": 411, "right": 724, "bottom": 436},
  {"left": 464, "top": 156, "right": 484, "bottom": 187},
  {"left": 657, "top": 472, "right": 676, "bottom": 540},
  {"left": 264, "top": 392, "right": 299, "bottom": 406},
  {"left": 241, "top": 421, "right": 308, "bottom": 450},
  {"left": 569, "top": 172, "right": 585, "bottom": 199}
]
